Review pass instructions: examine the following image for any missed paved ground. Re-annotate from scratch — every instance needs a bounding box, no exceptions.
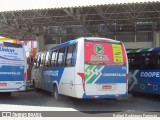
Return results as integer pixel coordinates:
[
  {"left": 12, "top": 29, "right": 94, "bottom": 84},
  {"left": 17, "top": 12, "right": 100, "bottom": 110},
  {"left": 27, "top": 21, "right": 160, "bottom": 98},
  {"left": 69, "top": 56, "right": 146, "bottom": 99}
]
[{"left": 0, "top": 90, "right": 160, "bottom": 117}]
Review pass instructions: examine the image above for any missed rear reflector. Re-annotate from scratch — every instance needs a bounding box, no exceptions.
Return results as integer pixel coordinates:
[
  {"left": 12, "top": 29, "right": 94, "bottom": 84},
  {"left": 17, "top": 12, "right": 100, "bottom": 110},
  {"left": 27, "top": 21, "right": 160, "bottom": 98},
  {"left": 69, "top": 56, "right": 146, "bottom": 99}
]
[
  {"left": 24, "top": 72, "right": 27, "bottom": 78},
  {"left": 126, "top": 74, "right": 128, "bottom": 81},
  {"left": 126, "top": 74, "right": 128, "bottom": 91},
  {"left": 77, "top": 73, "right": 85, "bottom": 92}
]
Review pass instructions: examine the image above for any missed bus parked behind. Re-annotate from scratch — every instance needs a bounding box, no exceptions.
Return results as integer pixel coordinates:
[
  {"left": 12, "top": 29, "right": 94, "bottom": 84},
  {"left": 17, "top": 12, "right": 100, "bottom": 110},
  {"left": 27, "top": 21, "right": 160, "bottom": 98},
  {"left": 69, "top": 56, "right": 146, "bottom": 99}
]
[
  {"left": 32, "top": 37, "right": 128, "bottom": 99},
  {"left": 128, "top": 47, "right": 160, "bottom": 95},
  {"left": 0, "top": 42, "right": 27, "bottom": 95}
]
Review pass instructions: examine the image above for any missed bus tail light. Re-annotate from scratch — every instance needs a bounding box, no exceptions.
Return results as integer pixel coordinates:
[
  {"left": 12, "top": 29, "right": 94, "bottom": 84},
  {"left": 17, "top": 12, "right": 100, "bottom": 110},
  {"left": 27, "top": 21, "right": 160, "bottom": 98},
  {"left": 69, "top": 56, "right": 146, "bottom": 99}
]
[
  {"left": 77, "top": 73, "right": 85, "bottom": 92},
  {"left": 24, "top": 72, "right": 27, "bottom": 78},
  {"left": 126, "top": 74, "right": 128, "bottom": 91}
]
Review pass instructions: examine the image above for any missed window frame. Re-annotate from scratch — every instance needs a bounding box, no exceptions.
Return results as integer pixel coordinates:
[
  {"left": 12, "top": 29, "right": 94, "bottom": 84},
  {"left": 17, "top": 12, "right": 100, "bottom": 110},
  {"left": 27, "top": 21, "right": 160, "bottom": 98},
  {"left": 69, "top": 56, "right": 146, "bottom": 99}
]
[
  {"left": 57, "top": 47, "right": 66, "bottom": 67},
  {"left": 65, "top": 44, "right": 77, "bottom": 67}
]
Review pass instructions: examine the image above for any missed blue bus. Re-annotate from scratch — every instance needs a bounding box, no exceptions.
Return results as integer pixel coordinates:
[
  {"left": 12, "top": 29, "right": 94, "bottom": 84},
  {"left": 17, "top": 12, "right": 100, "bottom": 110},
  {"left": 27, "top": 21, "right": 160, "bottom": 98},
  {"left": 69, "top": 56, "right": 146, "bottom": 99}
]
[
  {"left": 128, "top": 47, "right": 160, "bottom": 95},
  {"left": 31, "top": 37, "right": 128, "bottom": 99}
]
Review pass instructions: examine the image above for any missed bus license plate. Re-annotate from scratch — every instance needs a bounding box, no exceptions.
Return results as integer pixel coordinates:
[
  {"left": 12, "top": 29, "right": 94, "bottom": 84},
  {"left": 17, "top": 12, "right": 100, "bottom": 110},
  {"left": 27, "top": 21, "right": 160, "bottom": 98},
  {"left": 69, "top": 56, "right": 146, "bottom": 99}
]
[{"left": 102, "top": 85, "right": 112, "bottom": 90}]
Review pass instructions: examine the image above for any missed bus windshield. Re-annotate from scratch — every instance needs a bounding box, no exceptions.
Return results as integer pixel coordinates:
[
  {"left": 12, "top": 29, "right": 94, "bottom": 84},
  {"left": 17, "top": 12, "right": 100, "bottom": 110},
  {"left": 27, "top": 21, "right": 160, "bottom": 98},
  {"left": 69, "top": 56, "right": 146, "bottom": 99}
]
[{"left": 84, "top": 40, "right": 126, "bottom": 66}]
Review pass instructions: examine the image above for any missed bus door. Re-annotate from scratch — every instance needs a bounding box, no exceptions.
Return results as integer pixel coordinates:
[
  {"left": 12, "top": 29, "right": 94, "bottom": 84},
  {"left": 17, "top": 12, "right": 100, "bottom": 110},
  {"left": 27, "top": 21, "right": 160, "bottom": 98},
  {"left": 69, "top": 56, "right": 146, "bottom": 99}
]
[
  {"left": 59, "top": 45, "right": 77, "bottom": 97},
  {"left": 84, "top": 40, "right": 127, "bottom": 96},
  {"left": 33, "top": 53, "right": 43, "bottom": 88}
]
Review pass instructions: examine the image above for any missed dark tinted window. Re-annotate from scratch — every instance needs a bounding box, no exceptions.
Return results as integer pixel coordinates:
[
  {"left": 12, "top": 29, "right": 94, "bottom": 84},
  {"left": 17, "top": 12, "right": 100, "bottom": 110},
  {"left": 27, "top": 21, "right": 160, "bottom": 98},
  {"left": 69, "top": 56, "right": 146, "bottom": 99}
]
[
  {"left": 65, "top": 45, "right": 76, "bottom": 67},
  {"left": 128, "top": 51, "right": 160, "bottom": 70},
  {"left": 44, "top": 52, "right": 51, "bottom": 67},
  {"left": 40, "top": 52, "right": 46, "bottom": 67},
  {"left": 50, "top": 50, "right": 58, "bottom": 67},
  {"left": 57, "top": 48, "right": 65, "bottom": 67},
  {"left": 36, "top": 53, "right": 41, "bottom": 68}
]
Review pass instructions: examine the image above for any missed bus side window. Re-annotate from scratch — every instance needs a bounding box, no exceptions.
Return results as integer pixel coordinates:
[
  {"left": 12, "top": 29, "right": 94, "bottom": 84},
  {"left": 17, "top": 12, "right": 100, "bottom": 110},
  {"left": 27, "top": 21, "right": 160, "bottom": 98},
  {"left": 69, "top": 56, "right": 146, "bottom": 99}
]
[
  {"left": 65, "top": 45, "right": 76, "bottom": 66},
  {"left": 143, "top": 52, "right": 155, "bottom": 70},
  {"left": 37, "top": 53, "right": 41, "bottom": 68},
  {"left": 156, "top": 51, "right": 160, "bottom": 69},
  {"left": 34, "top": 54, "right": 38, "bottom": 68},
  {"left": 129, "top": 53, "right": 136, "bottom": 70},
  {"left": 57, "top": 48, "right": 65, "bottom": 67},
  {"left": 157, "top": 52, "right": 160, "bottom": 64},
  {"left": 139, "top": 53, "right": 145, "bottom": 70},
  {"left": 50, "top": 50, "right": 58, "bottom": 67},
  {"left": 44, "top": 52, "right": 50, "bottom": 67},
  {"left": 72, "top": 45, "right": 77, "bottom": 65},
  {"left": 40, "top": 52, "right": 45, "bottom": 68},
  {"left": 65, "top": 45, "right": 76, "bottom": 67}
]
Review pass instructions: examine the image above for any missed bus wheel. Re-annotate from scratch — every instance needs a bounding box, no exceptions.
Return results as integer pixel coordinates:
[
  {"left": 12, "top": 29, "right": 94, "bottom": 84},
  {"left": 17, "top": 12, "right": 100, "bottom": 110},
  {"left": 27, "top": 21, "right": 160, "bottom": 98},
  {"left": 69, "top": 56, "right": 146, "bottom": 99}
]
[{"left": 53, "top": 85, "right": 59, "bottom": 100}]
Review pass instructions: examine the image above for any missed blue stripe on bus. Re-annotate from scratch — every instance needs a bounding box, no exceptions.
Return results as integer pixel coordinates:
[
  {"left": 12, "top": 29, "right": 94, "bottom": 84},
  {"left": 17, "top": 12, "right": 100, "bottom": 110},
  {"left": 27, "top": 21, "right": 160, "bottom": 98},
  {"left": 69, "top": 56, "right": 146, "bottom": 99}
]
[
  {"left": 129, "top": 70, "right": 160, "bottom": 95},
  {"left": 49, "top": 39, "right": 77, "bottom": 51},
  {"left": 42, "top": 67, "right": 65, "bottom": 92},
  {"left": 152, "top": 47, "right": 160, "bottom": 51},
  {"left": 0, "top": 66, "right": 24, "bottom": 81},
  {"left": 0, "top": 56, "right": 23, "bottom": 61},
  {"left": 95, "top": 66, "right": 126, "bottom": 84}
]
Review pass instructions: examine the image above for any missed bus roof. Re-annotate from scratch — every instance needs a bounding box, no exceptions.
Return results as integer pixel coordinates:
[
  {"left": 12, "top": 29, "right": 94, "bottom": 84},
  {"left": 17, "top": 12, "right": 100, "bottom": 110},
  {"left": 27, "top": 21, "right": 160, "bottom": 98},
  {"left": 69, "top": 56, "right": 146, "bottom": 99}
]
[
  {"left": 0, "top": 42, "right": 22, "bottom": 48},
  {"left": 127, "top": 47, "right": 160, "bottom": 53},
  {"left": 83, "top": 37, "right": 121, "bottom": 43},
  {"left": 49, "top": 39, "right": 78, "bottom": 51},
  {"left": 48, "top": 37, "right": 121, "bottom": 51}
]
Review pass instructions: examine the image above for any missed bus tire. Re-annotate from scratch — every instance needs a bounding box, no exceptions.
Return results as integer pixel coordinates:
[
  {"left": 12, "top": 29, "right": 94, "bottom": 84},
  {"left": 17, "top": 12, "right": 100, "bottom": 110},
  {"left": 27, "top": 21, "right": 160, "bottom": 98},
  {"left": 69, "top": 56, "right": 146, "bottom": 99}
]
[{"left": 53, "top": 85, "right": 59, "bottom": 100}]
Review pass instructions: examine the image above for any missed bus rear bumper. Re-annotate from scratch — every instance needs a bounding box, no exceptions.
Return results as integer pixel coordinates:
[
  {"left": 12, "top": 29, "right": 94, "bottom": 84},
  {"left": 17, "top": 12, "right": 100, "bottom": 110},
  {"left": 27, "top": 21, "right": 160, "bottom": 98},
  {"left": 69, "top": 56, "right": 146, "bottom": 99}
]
[
  {"left": 82, "top": 93, "right": 128, "bottom": 99},
  {"left": 0, "top": 85, "right": 26, "bottom": 92}
]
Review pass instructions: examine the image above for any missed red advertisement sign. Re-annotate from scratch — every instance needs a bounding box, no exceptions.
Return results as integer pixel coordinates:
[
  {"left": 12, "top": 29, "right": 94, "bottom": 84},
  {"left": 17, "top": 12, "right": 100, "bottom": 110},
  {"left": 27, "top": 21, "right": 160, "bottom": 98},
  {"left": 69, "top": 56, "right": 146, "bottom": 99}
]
[{"left": 84, "top": 41, "right": 126, "bottom": 64}]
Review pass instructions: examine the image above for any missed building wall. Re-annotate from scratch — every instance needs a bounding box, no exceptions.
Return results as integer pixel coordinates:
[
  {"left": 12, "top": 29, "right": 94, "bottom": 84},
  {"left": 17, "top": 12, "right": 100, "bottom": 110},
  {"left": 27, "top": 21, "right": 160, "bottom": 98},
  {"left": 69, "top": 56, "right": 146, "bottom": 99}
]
[
  {"left": 123, "top": 42, "right": 153, "bottom": 49},
  {"left": 44, "top": 31, "right": 159, "bottom": 50},
  {"left": 45, "top": 44, "right": 58, "bottom": 50}
]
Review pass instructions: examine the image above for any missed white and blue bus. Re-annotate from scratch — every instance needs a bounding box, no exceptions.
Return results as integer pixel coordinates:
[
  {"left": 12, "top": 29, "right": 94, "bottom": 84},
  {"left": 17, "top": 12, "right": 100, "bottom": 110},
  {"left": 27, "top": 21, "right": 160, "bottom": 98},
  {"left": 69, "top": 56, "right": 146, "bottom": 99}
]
[
  {"left": 128, "top": 47, "right": 160, "bottom": 96},
  {"left": 32, "top": 37, "right": 128, "bottom": 99},
  {"left": 0, "top": 42, "right": 27, "bottom": 95}
]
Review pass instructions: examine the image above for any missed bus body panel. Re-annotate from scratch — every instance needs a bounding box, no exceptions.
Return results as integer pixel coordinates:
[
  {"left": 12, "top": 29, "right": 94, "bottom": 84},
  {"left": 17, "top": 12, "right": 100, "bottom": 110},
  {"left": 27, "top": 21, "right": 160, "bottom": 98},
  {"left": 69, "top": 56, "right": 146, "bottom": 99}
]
[
  {"left": 128, "top": 48, "right": 160, "bottom": 95},
  {"left": 74, "top": 38, "right": 85, "bottom": 98},
  {"left": 0, "top": 45, "right": 27, "bottom": 92},
  {"left": 58, "top": 67, "right": 75, "bottom": 97},
  {"left": 129, "top": 69, "right": 160, "bottom": 95},
  {"left": 42, "top": 67, "right": 64, "bottom": 91}
]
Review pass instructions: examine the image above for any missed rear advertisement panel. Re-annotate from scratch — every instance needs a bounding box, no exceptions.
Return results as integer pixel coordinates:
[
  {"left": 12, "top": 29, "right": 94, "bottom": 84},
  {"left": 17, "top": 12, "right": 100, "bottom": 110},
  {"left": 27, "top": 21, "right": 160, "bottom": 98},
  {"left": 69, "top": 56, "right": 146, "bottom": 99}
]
[
  {"left": 84, "top": 41, "right": 126, "bottom": 65},
  {"left": 0, "top": 46, "right": 25, "bottom": 82}
]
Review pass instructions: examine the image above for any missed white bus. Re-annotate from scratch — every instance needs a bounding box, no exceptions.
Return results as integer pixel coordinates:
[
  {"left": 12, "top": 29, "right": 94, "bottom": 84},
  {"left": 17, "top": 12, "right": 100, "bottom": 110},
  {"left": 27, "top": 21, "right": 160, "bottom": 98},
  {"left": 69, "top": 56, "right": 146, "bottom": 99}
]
[
  {"left": 0, "top": 42, "right": 27, "bottom": 95},
  {"left": 32, "top": 37, "right": 128, "bottom": 99}
]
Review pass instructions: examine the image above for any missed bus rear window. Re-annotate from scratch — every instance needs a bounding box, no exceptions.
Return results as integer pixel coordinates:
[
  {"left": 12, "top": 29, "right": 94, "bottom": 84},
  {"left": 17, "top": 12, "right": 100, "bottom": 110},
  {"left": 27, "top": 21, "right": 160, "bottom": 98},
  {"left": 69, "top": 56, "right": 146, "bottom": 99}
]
[{"left": 84, "top": 41, "right": 126, "bottom": 65}]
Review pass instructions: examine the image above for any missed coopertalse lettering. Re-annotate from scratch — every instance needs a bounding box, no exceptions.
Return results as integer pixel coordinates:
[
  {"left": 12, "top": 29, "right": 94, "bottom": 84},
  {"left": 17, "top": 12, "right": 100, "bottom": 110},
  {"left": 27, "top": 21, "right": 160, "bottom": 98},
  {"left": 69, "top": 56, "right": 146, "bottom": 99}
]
[
  {"left": 103, "top": 73, "right": 126, "bottom": 76},
  {"left": 140, "top": 72, "right": 160, "bottom": 77}
]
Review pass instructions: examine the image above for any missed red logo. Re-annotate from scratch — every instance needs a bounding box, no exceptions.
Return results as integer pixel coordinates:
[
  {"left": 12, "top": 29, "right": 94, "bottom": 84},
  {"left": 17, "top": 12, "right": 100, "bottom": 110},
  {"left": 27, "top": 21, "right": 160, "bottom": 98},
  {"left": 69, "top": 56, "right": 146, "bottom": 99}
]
[{"left": 0, "top": 82, "right": 7, "bottom": 86}]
